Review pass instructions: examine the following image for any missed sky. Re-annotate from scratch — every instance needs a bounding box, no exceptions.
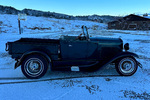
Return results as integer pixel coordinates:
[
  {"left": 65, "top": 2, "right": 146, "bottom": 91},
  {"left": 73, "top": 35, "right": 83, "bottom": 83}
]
[{"left": 0, "top": 0, "right": 150, "bottom": 16}]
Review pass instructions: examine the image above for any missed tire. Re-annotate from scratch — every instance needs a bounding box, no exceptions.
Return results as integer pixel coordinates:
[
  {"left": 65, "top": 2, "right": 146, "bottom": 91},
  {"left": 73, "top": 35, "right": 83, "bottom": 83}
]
[
  {"left": 115, "top": 57, "right": 138, "bottom": 76},
  {"left": 21, "top": 55, "right": 48, "bottom": 79}
]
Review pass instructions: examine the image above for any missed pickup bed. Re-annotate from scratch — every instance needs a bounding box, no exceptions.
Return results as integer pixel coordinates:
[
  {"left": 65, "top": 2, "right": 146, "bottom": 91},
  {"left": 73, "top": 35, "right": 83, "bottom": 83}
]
[{"left": 8, "top": 38, "right": 60, "bottom": 61}]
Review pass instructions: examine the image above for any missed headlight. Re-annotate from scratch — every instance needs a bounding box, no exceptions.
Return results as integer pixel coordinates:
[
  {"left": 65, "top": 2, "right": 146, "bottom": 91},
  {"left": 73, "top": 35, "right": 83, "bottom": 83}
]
[{"left": 124, "top": 43, "right": 129, "bottom": 51}]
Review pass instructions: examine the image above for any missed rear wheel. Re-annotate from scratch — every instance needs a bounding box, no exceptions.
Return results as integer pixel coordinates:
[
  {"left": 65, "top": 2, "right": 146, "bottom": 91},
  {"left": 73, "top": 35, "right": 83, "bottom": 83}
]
[
  {"left": 21, "top": 55, "right": 48, "bottom": 79},
  {"left": 115, "top": 57, "right": 138, "bottom": 76}
]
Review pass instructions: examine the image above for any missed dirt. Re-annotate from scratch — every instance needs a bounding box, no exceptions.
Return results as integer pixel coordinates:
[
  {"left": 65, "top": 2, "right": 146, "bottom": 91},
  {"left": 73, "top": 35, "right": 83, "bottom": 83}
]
[
  {"left": 138, "top": 55, "right": 150, "bottom": 60},
  {"left": 104, "top": 78, "right": 112, "bottom": 81},
  {"left": 85, "top": 85, "right": 101, "bottom": 94},
  {"left": 121, "top": 90, "right": 150, "bottom": 99},
  {"left": 0, "top": 52, "right": 9, "bottom": 58},
  {"left": 134, "top": 39, "right": 150, "bottom": 43},
  {"left": 27, "top": 27, "right": 51, "bottom": 30}
]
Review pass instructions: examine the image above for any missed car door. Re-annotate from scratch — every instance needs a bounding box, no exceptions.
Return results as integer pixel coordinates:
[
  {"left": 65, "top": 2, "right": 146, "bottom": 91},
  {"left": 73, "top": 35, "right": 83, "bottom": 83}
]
[
  {"left": 87, "top": 41, "right": 99, "bottom": 60},
  {"left": 60, "top": 40, "right": 88, "bottom": 60}
]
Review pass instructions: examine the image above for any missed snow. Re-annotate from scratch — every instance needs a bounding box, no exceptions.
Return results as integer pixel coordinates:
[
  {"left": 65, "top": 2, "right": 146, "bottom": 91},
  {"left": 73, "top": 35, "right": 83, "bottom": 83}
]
[
  {"left": 0, "top": 14, "right": 150, "bottom": 100},
  {"left": 0, "top": 14, "right": 107, "bottom": 34},
  {"left": 143, "top": 16, "right": 150, "bottom": 19}
]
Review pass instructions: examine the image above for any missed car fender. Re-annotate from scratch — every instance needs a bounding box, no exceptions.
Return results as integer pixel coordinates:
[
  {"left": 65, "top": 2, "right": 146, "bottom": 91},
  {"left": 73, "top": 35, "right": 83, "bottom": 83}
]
[
  {"left": 100, "top": 51, "right": 139, "bottom": 68},
  {"left": 15, "top": 50, "right": 51, "bottom": 69},
  {"left": 110, "top": 51, "right": 139, "bottom": 63},
  {"left": 113, "top": 51, "right": 139, "bottom": 60}
]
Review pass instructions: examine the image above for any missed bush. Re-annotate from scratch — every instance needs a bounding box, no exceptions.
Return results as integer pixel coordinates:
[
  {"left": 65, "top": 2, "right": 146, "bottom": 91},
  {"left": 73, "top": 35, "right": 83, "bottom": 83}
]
[
  {"left": 0, "top": 21, "right": 2, "bottom": 33},
  {"left": 0, "top": 21, "right": 2, "bottom": 25},
  {"left": 92, "top": 25, "right": 99, "bottom": 30}
]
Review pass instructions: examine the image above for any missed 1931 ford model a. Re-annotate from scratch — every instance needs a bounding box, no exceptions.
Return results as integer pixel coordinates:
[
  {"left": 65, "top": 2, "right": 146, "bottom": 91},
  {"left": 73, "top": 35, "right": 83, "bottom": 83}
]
[{"left": 6, "top": 26, "right": 141, "bottom": 79}]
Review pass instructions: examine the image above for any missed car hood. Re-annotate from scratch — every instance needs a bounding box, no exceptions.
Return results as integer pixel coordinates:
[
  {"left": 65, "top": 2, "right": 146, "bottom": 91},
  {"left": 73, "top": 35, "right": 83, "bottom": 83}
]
[{"left": 90, "top": 37, "right": 123, "bottom": 43}]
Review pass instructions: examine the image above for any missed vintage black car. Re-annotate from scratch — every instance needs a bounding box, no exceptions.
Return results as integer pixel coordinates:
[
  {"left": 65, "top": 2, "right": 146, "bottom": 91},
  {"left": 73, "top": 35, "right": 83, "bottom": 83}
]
[{"left": 6, "top": 26, "right": 140, "bottom": 79}]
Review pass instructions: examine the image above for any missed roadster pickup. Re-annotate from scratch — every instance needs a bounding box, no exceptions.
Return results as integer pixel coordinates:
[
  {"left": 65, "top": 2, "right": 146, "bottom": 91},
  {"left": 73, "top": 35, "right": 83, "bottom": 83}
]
[{"left": 6, "top": 26, "right": 140, "bottom": 79}]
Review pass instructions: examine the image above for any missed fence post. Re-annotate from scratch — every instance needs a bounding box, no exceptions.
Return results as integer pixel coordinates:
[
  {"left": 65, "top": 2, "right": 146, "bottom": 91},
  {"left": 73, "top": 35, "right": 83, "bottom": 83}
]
[{"left": 18, "top": 14, "right": 27, "bottom": 34}]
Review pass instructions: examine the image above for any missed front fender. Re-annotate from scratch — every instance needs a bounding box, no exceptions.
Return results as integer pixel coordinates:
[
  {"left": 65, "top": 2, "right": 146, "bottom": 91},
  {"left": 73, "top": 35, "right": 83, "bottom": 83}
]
[
  {"left": 101, "top": 51, "right": 139, "bottom": 67},
  {"left": 110, "top": 51, "right": 139, "bottom": 63},
  {"left": 15, "top": 50, "right": 51, "bottom": 69},
  {"left": 111, "top": 51, "right": 142, "bottom": 68},
  {"left": 113, "top": 51, "right": 139, "bottom": 60}
]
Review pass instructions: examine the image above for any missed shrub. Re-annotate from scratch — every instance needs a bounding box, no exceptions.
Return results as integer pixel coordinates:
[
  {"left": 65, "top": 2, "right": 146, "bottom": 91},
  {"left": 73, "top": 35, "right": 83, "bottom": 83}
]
[{"left": 0, "top": 21, "right": 2, "bottom": 33}]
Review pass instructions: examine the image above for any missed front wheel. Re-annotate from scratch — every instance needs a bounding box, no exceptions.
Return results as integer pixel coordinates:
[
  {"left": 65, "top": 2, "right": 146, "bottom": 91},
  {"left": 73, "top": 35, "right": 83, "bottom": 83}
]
[
  {"left": 21, "top": 55, "right": 48, "bottom": 79},
  {"left": 115, "top": 57, "right": 138, "bottom": 76}
]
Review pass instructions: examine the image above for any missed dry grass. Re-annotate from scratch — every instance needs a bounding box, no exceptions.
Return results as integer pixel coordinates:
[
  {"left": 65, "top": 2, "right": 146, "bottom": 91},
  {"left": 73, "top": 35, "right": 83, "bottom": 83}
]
[
  {"left": 89, "top": 30, "right": 115, "bottom": 36},
  {"left": 0, "top": 53, "right": 9, "bottom": 58},
  {"left": 134, "top": 39, "right": 150, "bottom": 43},
  {"left": 121, "top": 90, "right": 150, "bottom": 99},
  {"left": 85, "top": 85, "right": 101, "bottom": 94},
  {"left": 27, "top": 27, "right": 51, "bottom": 30}
]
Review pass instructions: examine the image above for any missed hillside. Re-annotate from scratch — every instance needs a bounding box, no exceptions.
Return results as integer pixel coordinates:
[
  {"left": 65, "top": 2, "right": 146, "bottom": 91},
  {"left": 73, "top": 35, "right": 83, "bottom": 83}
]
[
  {"left": 0, "top": 14, "right": 107, "bottom": 34},
  {"left": 0, "top": 5, "right": 120, "bottom": 23}
]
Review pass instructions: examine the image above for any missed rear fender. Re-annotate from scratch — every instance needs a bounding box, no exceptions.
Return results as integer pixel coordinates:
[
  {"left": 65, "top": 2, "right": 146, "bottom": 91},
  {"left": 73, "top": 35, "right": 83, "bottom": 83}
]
[{"left": 15, "top": 50, "right": 51, "bottom": 69}]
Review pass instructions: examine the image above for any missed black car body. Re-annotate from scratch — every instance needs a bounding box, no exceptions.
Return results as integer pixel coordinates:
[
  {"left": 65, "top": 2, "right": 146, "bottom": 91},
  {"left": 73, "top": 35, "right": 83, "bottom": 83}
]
[{"left": 6, "top": 26, "right": 140, "bottom": 79}]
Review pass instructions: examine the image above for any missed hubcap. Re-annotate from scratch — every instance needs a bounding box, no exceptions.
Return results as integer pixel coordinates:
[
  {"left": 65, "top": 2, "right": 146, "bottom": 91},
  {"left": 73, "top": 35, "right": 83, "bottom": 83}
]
[
  {"left": 28, "top": 61, "right": 40, "bottom": 73},
  {"left": 25, "top": 58, "right": 44, "bottom": 76},
  {"left": 122, "top": 61, "right": 132, "bottom": 71},
  {"left": 119, "top": 58, "right": 135, "bottom": 74}
]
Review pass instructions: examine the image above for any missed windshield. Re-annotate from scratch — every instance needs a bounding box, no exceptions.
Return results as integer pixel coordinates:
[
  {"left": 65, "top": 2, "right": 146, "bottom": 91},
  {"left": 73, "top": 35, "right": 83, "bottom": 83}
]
[{"left": 82, "top": 25, "right": 89, "bottom": 40}]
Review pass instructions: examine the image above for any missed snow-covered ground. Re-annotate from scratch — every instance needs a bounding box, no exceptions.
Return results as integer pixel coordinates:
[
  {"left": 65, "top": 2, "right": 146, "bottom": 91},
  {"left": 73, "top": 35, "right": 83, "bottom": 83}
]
[
  {"left": 0, "top": 14, "right": 107, "bottom": 34},
  {"left": 0, "top": 14, "right": 150, "bottom": 100}
]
